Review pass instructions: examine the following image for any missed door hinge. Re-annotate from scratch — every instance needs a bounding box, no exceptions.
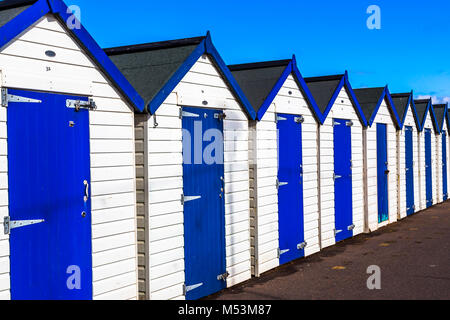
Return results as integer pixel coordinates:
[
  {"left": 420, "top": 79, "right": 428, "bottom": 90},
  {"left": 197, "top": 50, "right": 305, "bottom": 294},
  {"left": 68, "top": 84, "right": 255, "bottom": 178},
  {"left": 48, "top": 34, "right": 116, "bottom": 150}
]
[
  {"left": 3, "top": 216, "right": 45, "bottom": 235},
  {"left": 277, "top": 248, "right": 290, "bottom": 258},
  {"left": 346, "top": 121, "right": 354, "bottom": 127},
  {"left": 214, "top": 113, "right": 227, "bottom": 120},
  {"left": 333, "top": 173, "right": 342, "bottom": 181},
  {"left": 276, "top": 116, "right": 287, "bottom": 123},
  {"left": 276, "top": 178, "right": 288, "bottom": 190},
  {"left": 181, "top": 194, "right": 201, "bottom": 205},
  {"left": 182, "top": 283, "right": 203, "bottom": 296},
  {"left": 334, "top": 229, "right": 343, "bottom": 236},
  {"left": 333, "top": 121, "right": 340, "bottom": 127},
  {"left": 66, "top": 98, "right": 96, "bottom": 111},
  {"left": 1, "top": 88, "right": 42, "bottom": 107},
  {"left": 179, "top": 108, "right": 200, "bottom": 119},
  {"left": 217, "top": 271, "right": 229, "bottom": 281},
  {"left": 297, "top": 242, "right": 307, "bottom": 250},
  {"left": 347, "top": 224, "right": 355, "bottom": 231}
]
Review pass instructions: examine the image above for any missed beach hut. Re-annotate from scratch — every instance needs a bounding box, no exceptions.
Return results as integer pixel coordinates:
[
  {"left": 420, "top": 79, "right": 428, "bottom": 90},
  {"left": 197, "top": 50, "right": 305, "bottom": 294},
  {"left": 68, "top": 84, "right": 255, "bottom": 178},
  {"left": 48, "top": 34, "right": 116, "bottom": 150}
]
[
  {"left": 433, "top": 103, "right": 449, "bottom": 202},
  {"left": 304, "top": 72, "right": 367, "bottom": 248},
  {"left": 228, "top": 57, "right": 322, "bottom": 276},
  {"left": 0, "top": 0, "right": 144, "bottom": 299},
  {"left": 105, "top": 33, "right": 256, "bottom": 300},
  {"left": 391, "top": 92, "right": 421, "bottom": 218},
  {"left": 415, "top": 99, "right": 439, "bottom": 209},
  {"left": 353, "top": 87, "right": 402, "bottom": 231}
]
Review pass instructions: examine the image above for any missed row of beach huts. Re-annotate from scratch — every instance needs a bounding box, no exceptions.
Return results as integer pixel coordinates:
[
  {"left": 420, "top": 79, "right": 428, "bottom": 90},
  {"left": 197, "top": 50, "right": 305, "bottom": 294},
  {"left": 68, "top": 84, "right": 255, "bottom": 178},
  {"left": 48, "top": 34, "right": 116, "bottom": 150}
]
[{"left": 0, "top": 0, "right": 448, "bottom": 300}]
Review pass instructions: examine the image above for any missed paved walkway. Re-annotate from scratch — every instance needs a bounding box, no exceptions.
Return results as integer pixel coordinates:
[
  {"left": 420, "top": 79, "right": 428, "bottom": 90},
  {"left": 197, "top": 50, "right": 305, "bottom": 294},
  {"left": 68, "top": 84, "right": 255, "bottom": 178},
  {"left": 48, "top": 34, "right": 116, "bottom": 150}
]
[{"left": 208, "top": 200, "right": 450, "bottom": 300}]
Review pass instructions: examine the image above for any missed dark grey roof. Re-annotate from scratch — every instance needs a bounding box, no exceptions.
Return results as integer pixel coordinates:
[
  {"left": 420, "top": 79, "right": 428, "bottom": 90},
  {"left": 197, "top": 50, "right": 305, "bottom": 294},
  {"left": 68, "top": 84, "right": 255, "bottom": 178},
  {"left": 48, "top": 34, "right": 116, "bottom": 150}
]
[
  {"left": 414, "top": 99, "right": 430, "bottom": 124},
  {"left": 304, "top": 75, "right": 344, "bottom": 113},
  {"left": 228, "top": 60, "right": 290, "bottom": 113},
  {"left": 433, "top": 104, "right": 447, "bottom": 129},
  {"left": 104, "top": 37, "right": 205, "bottom": 106},
  {"left": 0, "top": 0, "right": 36, "bottom": 29},
  {"left": 353, "top": 87, "right": 385, "bottom": 121},
  {"left": 391, "top": 93, "right": 410, "bottom": 121}
]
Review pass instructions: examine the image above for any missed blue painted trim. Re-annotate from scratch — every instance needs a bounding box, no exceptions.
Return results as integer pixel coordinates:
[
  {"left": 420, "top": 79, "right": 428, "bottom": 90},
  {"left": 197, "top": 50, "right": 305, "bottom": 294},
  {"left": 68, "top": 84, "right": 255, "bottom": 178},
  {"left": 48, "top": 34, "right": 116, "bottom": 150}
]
[
  {"left": 367, "top": 86, "right": 402, "bottom": 129},
  {"left": 0, "top": 0, "right": 50, "bottom": 51},
  {"left": 256, "top": 62, "right": 292, "bottom": 121},
  {"left": 148, "top": 39, "right": 205, "bottom": 114},
  {"left": 343, "top": 72, "right": 368, "bottom": 127},
  {"left": 0, "top": 0, "right": 145, "bottom": 112},
  {"left": 204, "top": 33, "right": 256, "bottom": 120},
  {"left": 438, "top": 103, "right": 449, "bottom": 133},
  {"left": 420, "top": 99, "right": 439, "bottom": 133},
  {"left": 291, "top": 55, "right": 323, "bottom": 124},
  {"left": 406, "top": 92, "right": 423, "bottom": 131}
]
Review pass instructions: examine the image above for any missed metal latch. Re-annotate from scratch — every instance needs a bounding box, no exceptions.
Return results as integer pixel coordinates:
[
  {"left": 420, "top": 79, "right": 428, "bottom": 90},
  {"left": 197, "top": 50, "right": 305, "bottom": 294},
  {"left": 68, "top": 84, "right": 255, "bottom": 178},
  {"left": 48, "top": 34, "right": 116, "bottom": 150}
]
[
  {"left": 294, "top": 116, "right": 304, "bottom": 123},
  {"left": 276, "top": 179, "right": 288, "bottom": 189},
  {"left": 181, "top": 194, "right": 201, "bottom": 205},
  {"left": 347, "top": 224, "right": 355, "bottom": 231},
  {"left": 183, "top": 283, "right": 203, "bottom": 296},
  {"left": 179, "top": 108, "right": 200, "bottom": 119},
  {"left": 346, "top": 121, "right": 353, "bottom": 127},
  {"left": 217, "top": 271, "right": 229, "bottom": 281},
  {"left": 214, "top": 113, "right": 227, "bottom": 120},
  {"left": 277, "top": 248, "right": 290, "bottom": 258},
  {"left": 297, "top": 242, "right": 307, "bottom": 250},
  {"left": 3, "top": 216, "right": 45, "bottom": 235},
  {"left": 1, "top": 88, "right": 42, "bottom": 107},
  {"left": 66, "top": 98, "right": 96, "bottom": 111}
]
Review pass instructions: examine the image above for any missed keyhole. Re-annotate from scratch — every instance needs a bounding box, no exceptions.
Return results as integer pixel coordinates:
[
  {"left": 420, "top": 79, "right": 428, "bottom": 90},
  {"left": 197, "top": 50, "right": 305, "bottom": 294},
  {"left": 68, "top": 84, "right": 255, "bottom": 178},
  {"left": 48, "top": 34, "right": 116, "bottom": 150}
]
[{"left": 81, "top": 211, "right": 87, "bottom": 218}]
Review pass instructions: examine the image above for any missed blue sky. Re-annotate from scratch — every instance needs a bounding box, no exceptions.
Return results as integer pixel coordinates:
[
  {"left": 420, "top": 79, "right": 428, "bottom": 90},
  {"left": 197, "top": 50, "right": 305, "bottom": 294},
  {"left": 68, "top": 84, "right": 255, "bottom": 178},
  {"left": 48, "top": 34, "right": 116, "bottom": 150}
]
[{"left": 10, "top": 0, "right": 450, "bottom": 101}]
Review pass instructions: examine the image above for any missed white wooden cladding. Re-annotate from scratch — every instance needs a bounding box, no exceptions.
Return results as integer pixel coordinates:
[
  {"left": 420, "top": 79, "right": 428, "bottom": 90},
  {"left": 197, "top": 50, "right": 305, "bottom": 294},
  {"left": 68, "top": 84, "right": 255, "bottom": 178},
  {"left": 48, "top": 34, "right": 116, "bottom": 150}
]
[
  {"left": 397, "top": 105, "right": 420, "bottom": 220},
  {"left": 145, "top": 55, "right": 251, "bottom": 300},
  {"left": 0, "top": 15, "right": 139, "bottom": 300},
  {"left": 250, "top": 74, "right": 320, "bottom": 276},
  {"left": 319, "top": 88, "right": 364, "bottom": 249},
  {"left": 365, "top": 99, "right": 398, "bottom": 231}
]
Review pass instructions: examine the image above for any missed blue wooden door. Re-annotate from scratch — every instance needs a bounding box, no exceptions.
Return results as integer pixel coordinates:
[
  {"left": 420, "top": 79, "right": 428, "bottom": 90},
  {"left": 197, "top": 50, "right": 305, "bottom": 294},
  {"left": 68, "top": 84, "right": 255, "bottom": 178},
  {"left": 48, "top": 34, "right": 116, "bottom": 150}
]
[
  {"left": 277, "top": 114, "right": 304, "bottom": 265},
  {"left": 425, "top": 129, "right": 433, "bottom": 208},
  {"left": 182, "top": 107, "right": 226, "bottom": 300},
  {"left": 333, "top": 119, "right": 353, "bottom": 242},
  {"left": 405, "top": 126, "right": 415, "bottom": 215},
  {"left": 8, "top": 89, "right": 92, "bottom": 300},
  {"left": 376, "top": 123, "right": 389, "bottom": 223},
  {"left": 442, "top": 132, "right": 448, "bottom": 200}
]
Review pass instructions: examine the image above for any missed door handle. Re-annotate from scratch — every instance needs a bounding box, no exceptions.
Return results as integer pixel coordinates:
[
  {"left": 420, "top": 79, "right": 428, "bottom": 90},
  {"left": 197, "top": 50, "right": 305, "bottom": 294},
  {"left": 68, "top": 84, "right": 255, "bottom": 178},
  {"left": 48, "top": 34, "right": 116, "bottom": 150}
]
[
  {"left": 385, "top": 170, "right": 390, "bottom": 174},
  {"left": 83, "top": 180, "right": 89, "bottom": 202}
]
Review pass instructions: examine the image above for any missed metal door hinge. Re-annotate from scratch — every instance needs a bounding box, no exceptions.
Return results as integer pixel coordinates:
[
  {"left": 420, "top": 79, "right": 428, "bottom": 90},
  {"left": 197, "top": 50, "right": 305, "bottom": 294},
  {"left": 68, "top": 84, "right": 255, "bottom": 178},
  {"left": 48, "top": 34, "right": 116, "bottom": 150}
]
[
  {"left": 214, "top": 113, "right": 226, "bottom": 120},
  {"left": 333, "top": 121, "right": 340, "bottom": 127},
  {"left": 333, "top": 173, "right": 342, "bottom": 181},
  {"left": 217, "top": 271, "right": 229, "bottom": 281},
  {"left": 347, "top": 224, "right": 355, "bottom": 231},
  {"left": 295, "top": 116, "right": 304, "bottom": 123},
  {"left": 297, "top": 242, "right": 307, "bottom": 250},
  {"left": 276, "top": 179, "right": 288, "bottom": 190},
  {"left": 346, "top": 121, "right": 354, "bottom": 127},
  {"left": 276, "top": 116, "right": 287, "bottom": 123},
  {"left": 1, "top": 88, "right": 42, "bottom": 107},
  {"left": 66, "top": 98, "right": 96, "bottom": 111},
  {"left": 182, "top": 283, "right": 203, "bottom": 296},
  {"left": 181, "top": 194, "right": 201, "bottom": 205},
  {"left": 3, "top": 216, "right": 45, "bottom": 235},
  {"left": 179, "top": 108, "right": 200, "bottom": 119},
  {"left": 334, "top": 229, "right": 343, "bottom": 236},
  {"left": 277, "top": 248, "right": 290, "bottom": 258}
]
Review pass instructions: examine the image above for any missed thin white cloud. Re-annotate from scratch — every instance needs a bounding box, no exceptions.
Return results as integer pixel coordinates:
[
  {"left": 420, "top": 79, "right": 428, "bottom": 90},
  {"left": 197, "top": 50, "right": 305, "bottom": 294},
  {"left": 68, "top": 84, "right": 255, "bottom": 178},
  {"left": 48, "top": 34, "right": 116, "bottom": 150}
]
[{"left": 417, "top": 95, "right": 450, "bottom": 104}]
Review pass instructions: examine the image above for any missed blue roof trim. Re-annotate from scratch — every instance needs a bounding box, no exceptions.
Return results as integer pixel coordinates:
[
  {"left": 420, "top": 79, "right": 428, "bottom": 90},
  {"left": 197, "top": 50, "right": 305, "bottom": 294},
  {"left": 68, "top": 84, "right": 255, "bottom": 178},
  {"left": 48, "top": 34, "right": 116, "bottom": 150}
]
[
  {"left": 291, "top": 55, "right": 323, "bottom": 123},
  {"left": 204, "top": 33, "right": 256, "bottom": 120},
  {"left": 447, "top": 104, "right": 450, "bottom": 135},
  {"left": 320, "top": 72, "right": 368, "bottom": 126},
  {"left": 403, "top": 92, "right": 422, "bottom": 131},
  {"left": 148, "top": 39, "right": 205, "bottom": 114},
  {"left": 0, "top": 0, "right": 50, "bottom": 51},
  {"left": 438, "top": 103, "right": 449, "bottom": 133},
  {"left": 255, "top": 62, "right": 293, "bottom": 121},
  {"left": 0, "top": 0, "right": 145, "bottom": 112},
  {"left": 148, "top": 32, "right": 256, "bottom": 119},
  {"left": 420, "top": 99, "right": 439, "bottom": 133},
  {"left": 367, "top": 86, "right": 402, "bottom": 129}
]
